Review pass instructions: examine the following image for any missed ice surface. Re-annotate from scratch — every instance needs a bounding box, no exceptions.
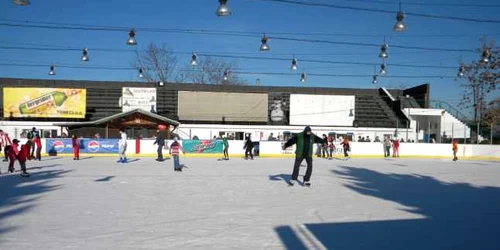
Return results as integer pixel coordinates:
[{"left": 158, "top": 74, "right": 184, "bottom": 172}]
[{"left": 1, "top": 156, "right": 499, "bottom": 250}]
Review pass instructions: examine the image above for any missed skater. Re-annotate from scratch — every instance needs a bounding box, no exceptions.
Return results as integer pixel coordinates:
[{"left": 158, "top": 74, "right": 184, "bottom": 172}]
[
  {"left": 383, "top": 137, "right": 391, "bottom": 158},
  {"left": 27, "top": 127, "right": 37, "bottom": 159},
  {"left": 321, "top": 134, "right": 328, "bottom": 158},
  {"left": 17, "top": 140, "right": 31, "bottom": 177},
  {"left": 169, "top": 138, "right": 185, "bottom": 171},
  {"left": 393, "top": 138, "right": 400, "bottom": 158},
  {"left": 243, "top": 136, "right": 254, "bottom": 160},
  {"left": 452, "top": 139, "right": 459, "bottom": 161},
  {"left": 72, "top": 135, "right": 80, "bottom": 160},
  {"left": 117, "top": 129, "right": 128, "bottom": 163},
  {"left": 328, "top": 135, "right": 336, "bottom": 159},
  {"left": 153, "top": 129, "right": 166, "bottom": 161},
  {"left": 341, "top": 137, "right": 350, "bottom": 160},
  {"left": 7, "top": 139, "right": 20, "bottom": 173},
  {"left": 222, "top": 135, "right": 229, "bottom": 160},
  {"left": 0, "top": 130, "right": 12, "bottom": 162},
  {"left": 33, "top": 134, "right": 42, "bottom": 161},
  {"left": 282, "top": 126, "right": 324, "bottom": 187}
]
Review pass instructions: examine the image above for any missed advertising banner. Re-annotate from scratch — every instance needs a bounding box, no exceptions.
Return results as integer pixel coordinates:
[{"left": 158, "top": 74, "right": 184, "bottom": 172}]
[
  {"left": 3, "top": 88, "right": 87, "bottom": 118},
  {"left": 46, "top": 139, "right": 119, "bottom": 154},
  {"left": 268, "top": 93, "right": 290, "bottom": 125},
  {"left": 122, "top": 87, "right": 156, "bottom": 112},
  {"left": 182, "top": 140, "right": 223, "bottom": 154},
  {"left": 178, "top": 91, "right": 268, "bottom": 122}
]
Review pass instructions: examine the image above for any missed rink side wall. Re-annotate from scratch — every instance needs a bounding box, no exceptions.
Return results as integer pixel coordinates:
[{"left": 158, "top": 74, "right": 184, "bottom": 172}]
[{"left": 31, "top": 139, "right": 500, "bottom": 160}]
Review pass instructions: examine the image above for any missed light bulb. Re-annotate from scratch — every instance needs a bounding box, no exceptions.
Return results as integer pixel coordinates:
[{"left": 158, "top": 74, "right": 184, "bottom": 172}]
[
  {"left": 126, "top": 29, "right": 137, "bottom": 46},
  {"left": 260, "top": 34, "right": 270, "bottom": 51},
  {"left": 393, "top": 11, "right": 406, "bottom": 32},
  {"left": 216, "top": 0, "right": 231, "bottom": 16},
  {"left": 49, "top": 65, "right": 56, "bottom": 76},
  {"left": 190, "top": 52, "right": 198, "bottom": 66},
  {"left": 81, "top": 48, "right": 89, "bottom": 62}
]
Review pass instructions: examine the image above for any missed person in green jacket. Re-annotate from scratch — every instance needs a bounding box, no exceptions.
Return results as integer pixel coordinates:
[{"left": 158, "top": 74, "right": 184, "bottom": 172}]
[
  {"left": 222, "top": 136, "right": 229, "bottom": 160},
  {"left": 282, "top": 126, "right": 324, "bottom": 186}
]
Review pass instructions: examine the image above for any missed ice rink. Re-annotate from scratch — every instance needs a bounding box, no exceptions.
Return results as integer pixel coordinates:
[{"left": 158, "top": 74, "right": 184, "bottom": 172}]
[{"left": 1, "top": 156, "right": 500, "bottom": 250}]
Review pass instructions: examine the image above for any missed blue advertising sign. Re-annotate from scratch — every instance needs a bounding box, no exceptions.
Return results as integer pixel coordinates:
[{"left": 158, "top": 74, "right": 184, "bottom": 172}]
[{"left": 46, "top": 139, "right": 120, "bottom": 154}]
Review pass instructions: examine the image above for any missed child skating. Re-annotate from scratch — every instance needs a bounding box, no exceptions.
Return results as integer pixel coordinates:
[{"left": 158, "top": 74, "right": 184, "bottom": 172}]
[
  {"left": 117, "top": 129, "right": 128, "bottom": 163},
  {"left": 72, "top": 135, "right": 80, "bottom": 160},
  {"left": 243, "top": 136, "right": 254, "bottom": 160},
  {"left": 452, "top": 139, "right": 459, "bottom": 161},
  {"left": 169, "top": 138, "right": 185, "bottom": 171},
  {"left": 222, "top": 136, "right": 229, "bottom": 160},
  {"left": 17, "top": 140, "right": 31, "bottom": 177},
  {"left": 328, "top": 135, "right": 335, "bottom": 159},
  {"left": 341, "top": 137, "right": 350, "bottom": 160}
]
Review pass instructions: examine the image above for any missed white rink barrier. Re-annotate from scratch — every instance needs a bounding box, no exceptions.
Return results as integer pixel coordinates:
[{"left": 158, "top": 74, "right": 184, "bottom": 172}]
[{"left": 11, "top": 139, "right": 500, "bottom": 160}]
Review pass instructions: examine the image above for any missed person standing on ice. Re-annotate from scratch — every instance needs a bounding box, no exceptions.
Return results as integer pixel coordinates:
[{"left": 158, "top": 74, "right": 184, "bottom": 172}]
[
  {"left": 117, "top": 129, "right": 128, "bottom": 163},
  {"left": 282, "top": 126, "right": 324, "bottom": 186},
  {"left": 7, "top": 139, "right": 20, "bottom": 173},
  {"left": 153, "top": 129, "right": 166, "bottom": 161},
  {"left": 72, "top": 135, "right": 80, "bottom": 160},
  {"left": 222, "top": 136, "right": 229, "bottom": 160},
  {"left": 452, "top": 139, "right": 459, "bottom": 161},
  {"left": 0, "top": 130, "right": 12, "bottom": 162},
  {"left": 169, "top": 138, "right": 185, "bottom": 171},
  {"left": 243, "top": 136, "right": 254, "bottom": 160},
  {"left": 393, "top": 138, "right": 400, "bottom": 158},
  {"left": 33, "top": 134, "right": 42, "bottom": 161},
  {"left": 341, "top": 137, "right": 351, "bottom": 160}
]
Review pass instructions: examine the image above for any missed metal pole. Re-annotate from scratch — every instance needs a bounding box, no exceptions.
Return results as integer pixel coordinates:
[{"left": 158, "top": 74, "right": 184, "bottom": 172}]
[
  {"left": 452, "top": 123, "right": 454, "bottom": 141},
  {"left": 491, "top": 123, "right": 493, "bottom": 145},
  {"left": 428, "top": 122, "right": 431, "bottom": 143},
  {"left": 464, "top": 123, "right": 467, "bottom": 144},
  {"left": 477, "top": 122, "right": 480, "bottom": 144},
  {"left": 405, "top": 119, "right": 408, "bottom": 141}
]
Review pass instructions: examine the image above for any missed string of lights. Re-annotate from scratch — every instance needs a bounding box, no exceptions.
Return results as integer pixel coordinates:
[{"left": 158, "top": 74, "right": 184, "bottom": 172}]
[
  {"left": 2, "top": 18, "right": 498, "bottom": 38},
  {"left": 251, "top": 0, "right": 500, "bottom": 23},
  {"left": 0, "top": 21, "right": 478, "bottom": 53},
  {"left": 316, "top": 0, "right": 500, "bottom": 8},
  {"left": 0, "top": 46, "right": 458, "bottom": 69},
  {"left": 0, "top": 62, "right": 456, "bottom": 79}
]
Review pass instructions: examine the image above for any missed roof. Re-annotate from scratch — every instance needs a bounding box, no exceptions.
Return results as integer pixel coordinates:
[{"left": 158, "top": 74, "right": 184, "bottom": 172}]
[{"left": 53, "top": 109, "right": 180, "bottom": 127}]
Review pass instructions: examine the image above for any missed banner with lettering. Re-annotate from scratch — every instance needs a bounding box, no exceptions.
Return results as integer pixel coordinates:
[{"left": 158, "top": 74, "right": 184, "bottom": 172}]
[
  {"left": 46, "top": 139, "right": 119, "bottom": 154},
  {"left": 3, "top": 88, "right": 86, "bottom": 118},
  {"left": 182, "top": 140, "right": 223, "bottom": 154}
]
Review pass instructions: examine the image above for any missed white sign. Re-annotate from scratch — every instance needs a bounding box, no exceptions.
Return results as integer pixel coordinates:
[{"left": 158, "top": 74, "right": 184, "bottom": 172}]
[
  {"left": 290, "top": 94, "right": 355, "bottom": 126},
  {"left": 122, "top": 88, "right": 157, "bottom": 112}
]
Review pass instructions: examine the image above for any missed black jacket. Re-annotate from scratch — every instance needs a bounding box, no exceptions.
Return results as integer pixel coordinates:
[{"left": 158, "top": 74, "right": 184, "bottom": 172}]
[
  {"left": 244, "top": 139, "right": 253, "bottom": 149},
  {"left": 155, "top": 131, "right": 166, "bottom": 146}
]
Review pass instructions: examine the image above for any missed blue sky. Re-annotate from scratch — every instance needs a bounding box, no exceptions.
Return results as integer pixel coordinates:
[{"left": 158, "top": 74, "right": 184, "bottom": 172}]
[{"left": 0, "top": 0, "right": 499, "bottom": 117}]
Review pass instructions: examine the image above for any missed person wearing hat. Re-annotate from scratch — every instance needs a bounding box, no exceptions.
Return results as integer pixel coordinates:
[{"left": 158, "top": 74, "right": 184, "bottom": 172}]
[
  {"left": 282, "top": 126, "right": 324, "bottom": 186},
  {"left": 153, "top": 129, "right": 166, "bottom": 162},
  {"left": 169, "top": 138, "right": 185, "bottom": 171}
]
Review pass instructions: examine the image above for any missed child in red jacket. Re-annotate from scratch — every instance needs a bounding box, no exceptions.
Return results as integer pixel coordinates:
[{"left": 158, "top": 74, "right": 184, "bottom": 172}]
[
  {"left": 17, "top": 141, "right": 31, "bottom": 177},
  {"left": 7, "top": 139, "right": 19, "bottom": 173},
  {"left": 33, "top": 134, "right": 42, "bottom": 161}
]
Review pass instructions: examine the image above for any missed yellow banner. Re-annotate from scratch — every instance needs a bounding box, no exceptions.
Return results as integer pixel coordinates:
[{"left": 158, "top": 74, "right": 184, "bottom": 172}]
[{"left": 3, "top": 88, "right": 87, "bottom": 118}]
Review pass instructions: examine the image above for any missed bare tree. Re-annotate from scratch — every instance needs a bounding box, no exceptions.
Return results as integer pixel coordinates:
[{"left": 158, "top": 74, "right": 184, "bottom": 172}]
[
  {"left": 180, "top": 56, "right": 246, "bottom": 85},
  {"left": 456, "top": 40, "right": 499, "bottom": 125},
  {"left": 132, "top": 43, "right": 178, "bottom": 83}
]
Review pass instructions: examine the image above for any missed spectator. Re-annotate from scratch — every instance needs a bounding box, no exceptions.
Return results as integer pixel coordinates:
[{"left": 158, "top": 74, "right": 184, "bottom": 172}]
[
  {"left": 374, "top": 136, "right": 381, "bottom": 142},
  {"left": 384, "top": 137, "right": 391, "bottom": 158},
  {"left": 268, "top": 133, "right": 275, "bottom": 141},
  {"left": 366, "top": 136, "right": 371, "bottom": 142}
]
